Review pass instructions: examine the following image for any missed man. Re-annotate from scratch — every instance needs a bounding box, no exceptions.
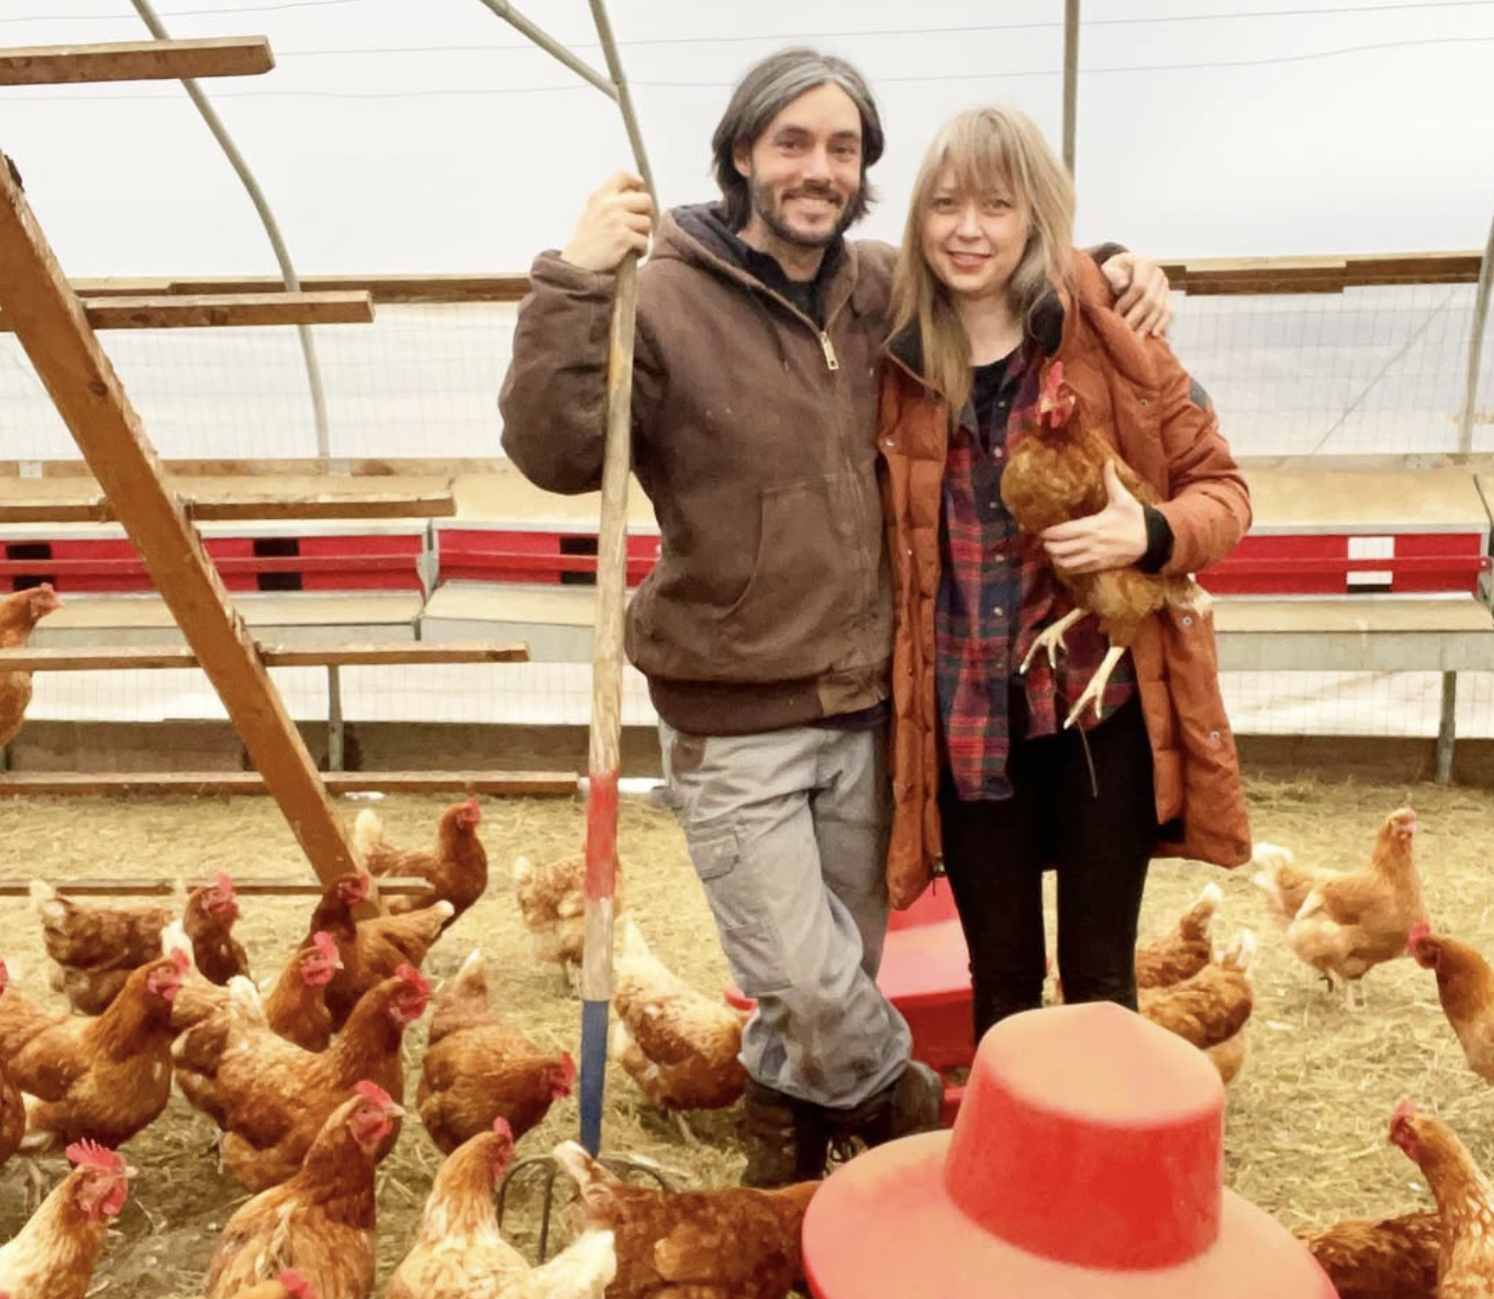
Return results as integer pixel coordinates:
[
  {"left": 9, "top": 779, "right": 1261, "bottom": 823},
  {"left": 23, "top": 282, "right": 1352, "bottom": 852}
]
[{"left": 500, "top": 47, "right": 1170, "bottom": 1187}]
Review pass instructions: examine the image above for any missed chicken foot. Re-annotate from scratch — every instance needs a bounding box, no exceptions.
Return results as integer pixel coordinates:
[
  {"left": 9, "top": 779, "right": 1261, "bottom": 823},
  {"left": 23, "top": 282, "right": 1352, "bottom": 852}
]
[
  {"left": 1064, "top": 644, "right": 1127, "bottom": 729},
  {"left": 1321, "top": 968, "right": 1368, "bottom": 1013},
  {"left": 1019, "top": 608, "right": 1087, "bottom": 674}
]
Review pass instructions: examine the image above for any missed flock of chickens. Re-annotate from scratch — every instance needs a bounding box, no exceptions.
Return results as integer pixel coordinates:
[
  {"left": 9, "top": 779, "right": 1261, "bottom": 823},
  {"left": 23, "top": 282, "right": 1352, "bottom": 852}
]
[
  {"left": 1241, "top": 805, "right": 1494, "bottom": 1299},
  {"left": 0, "top": 800, "right": 801, "bottom": 1299},
  {"left": 0, "top": 566, "right": 1491, "bottom": 1299}
]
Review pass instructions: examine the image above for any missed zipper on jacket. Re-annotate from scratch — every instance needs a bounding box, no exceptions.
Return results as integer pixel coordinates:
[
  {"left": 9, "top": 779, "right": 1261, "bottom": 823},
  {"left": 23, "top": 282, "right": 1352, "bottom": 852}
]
[{"left": 819, "top": 330, "right": 840, "bottom": 372}]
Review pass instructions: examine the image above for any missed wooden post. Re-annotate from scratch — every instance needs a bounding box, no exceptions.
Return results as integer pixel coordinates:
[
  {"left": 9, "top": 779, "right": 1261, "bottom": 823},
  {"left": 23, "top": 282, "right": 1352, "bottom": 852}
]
[{"left": 0, "top": 153, "right": 362, "bottom": 888}]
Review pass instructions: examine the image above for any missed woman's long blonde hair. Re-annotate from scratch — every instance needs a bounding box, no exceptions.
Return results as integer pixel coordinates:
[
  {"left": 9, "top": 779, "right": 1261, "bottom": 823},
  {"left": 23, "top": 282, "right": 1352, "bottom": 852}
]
[{"left": 890, "top": 106, "right": 1076, "bottom": 415}]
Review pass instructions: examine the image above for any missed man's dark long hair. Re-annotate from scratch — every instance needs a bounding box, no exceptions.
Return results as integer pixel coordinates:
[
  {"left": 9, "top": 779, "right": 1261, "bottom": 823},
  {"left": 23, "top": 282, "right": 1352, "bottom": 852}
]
[{"left": 710, "top": 47, "right": 884, "bottom": 231}]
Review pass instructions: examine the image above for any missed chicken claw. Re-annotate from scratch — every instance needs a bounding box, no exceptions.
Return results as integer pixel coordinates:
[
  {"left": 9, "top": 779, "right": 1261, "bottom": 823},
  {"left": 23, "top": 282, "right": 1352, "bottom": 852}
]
[
  {"left": 1063, "top": 644, "right": 1126, "bottom": 729},
  {"left": 1020, "top": 608, "right": 1086, "bottom": 674}
]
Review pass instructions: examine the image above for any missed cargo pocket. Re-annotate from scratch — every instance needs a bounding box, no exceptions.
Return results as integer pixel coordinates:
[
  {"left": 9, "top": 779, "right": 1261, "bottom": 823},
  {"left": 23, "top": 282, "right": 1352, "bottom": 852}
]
[{"left": 686, "top": 822, "right": 791, "bottom": 997}]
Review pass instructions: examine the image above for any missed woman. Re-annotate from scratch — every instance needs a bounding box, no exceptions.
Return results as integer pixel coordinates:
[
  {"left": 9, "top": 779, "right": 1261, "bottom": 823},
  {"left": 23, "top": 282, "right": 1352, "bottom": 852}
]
[{"left": 878, "top": 106, "right": 1251, "bottom": 1038}]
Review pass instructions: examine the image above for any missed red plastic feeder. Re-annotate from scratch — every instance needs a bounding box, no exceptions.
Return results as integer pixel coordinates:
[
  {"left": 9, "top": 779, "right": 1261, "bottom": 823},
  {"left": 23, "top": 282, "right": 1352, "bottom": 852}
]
[{"left": 802, "top": 1001, "right": 1336, "bottom": 1299}]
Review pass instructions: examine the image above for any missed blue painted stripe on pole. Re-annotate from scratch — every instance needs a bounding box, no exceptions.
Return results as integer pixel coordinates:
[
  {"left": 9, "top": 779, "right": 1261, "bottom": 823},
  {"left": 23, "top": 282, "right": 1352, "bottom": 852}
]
[{"left": 579, "top": 997, "right": 610, "bottom": 1155}]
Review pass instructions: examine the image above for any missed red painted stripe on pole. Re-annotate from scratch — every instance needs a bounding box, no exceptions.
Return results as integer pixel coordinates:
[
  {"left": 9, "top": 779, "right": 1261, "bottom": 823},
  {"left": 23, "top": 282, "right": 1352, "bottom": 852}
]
[{"left": 584, "top": 768, "right": 619, "bottom": 901}]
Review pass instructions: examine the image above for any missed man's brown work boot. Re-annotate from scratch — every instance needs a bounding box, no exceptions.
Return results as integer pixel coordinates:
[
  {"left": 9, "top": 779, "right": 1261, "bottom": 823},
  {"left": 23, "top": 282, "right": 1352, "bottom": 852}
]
[
  {"left": 821, "top": 1060, "right": 945, "bottom": 1160},
  {"left": 739, "top": 1079, "right": 830, "bottom": 1189}
]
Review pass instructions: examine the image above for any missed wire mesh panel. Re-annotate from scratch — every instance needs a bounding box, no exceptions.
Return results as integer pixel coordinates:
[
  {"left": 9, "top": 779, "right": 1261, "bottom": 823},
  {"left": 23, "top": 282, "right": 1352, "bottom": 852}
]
[
  {"left": 1173, "top": 282, "right": 1493, "bottom": 458},
  {"left": 3, "top": 267, "right": 1491, "bottom": 750}
]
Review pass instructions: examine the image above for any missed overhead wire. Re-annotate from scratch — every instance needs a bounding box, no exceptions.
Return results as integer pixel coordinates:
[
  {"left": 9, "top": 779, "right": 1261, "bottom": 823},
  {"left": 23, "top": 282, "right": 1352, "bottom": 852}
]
[
  {"left": 8, "top": 32, "right": 1492, "bottom": 102},
  {"left": 4, "top": 0, "right": 1489, "bottom": 31}
]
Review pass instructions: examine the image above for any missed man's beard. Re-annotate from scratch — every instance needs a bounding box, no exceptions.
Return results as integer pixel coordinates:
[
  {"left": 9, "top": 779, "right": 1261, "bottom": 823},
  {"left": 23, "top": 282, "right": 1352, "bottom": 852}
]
[{"left": 748, "top": 175, "right": 858, "bottom": 250}]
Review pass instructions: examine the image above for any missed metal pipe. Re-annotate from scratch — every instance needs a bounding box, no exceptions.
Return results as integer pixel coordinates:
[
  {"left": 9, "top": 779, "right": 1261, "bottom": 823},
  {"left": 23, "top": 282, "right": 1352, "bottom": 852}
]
[
  {"left": 1459, "top": 208, "right": 1494, "bottom": 454},
  {"left": 1062, "top": 0, "right": 1080, "bottom": 176},
  {"left": 326, "top": 664, "right": 344, "bottom": 772},
  {"left": 469, "top": 0, "right": 619, "bottom": 101},
  {"left": 1436, "top": 671, "right": 1457, "bottom": 784},
  {"left": 128, "top": 0, "right": 332, "bottom": 461}
]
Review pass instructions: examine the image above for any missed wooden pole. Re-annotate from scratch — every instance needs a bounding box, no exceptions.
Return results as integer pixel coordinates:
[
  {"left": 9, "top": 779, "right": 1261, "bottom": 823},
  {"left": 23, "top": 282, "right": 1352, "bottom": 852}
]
[
  {"left": 573, "top": 0, "right": 652, "bottom": 1159},
  {"left": 467, "top": 0, "right": 654, "bottom": 1159},
  {"left": 577, "top": 253, "right": 637, "bottom": 1154}
]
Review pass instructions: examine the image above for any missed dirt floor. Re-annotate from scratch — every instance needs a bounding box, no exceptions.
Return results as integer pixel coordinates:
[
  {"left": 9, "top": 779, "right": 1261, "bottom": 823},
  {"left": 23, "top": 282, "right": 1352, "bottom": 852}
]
[{"left": 0, "top": 775, "right": 1491, "bottom": 1295}]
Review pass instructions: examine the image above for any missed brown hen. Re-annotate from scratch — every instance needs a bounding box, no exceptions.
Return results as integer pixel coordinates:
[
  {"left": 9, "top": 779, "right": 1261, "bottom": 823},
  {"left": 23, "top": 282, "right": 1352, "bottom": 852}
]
[
  {"left": 1135, "top": 881, "right": 1222, "bottom": 989},
  {"left": 1410, "top": 925, "right": 1494, "bottom": 1085},
  {"left": 999, "top": 361, "right": 1212, "bottom": 726},
  {"left": 1296, "top": 1208, "right": 1440, "bottom": 1299},
  {"left": 0, "top": 1140, "right": 131, "bottom": 1299},
  {"left": 553, "top": 1139, "right": 818, "bottom": 1299},
  {"left": 417, "top": 948, "right": 574, "bottom": 1154},
  {"left": 0, "top": 583, "right": 63, "bottom": 748},
  {"left": 354, "top": 798, "right": 488, "bottom": 924},
  {"left": 1389, "top": 1101, "right": 1494, "bottom": 1299},
  {"left": 4, "top": 952, "right": 187, "bottom": 1152},
  {"left": 387, "top": 1117, "right": 615, "bottom": 1299},
  {"left": 203, "top": 1084, "right": 400, "bottom": 1299},
  {"left": 609, "top": 921, "right": 749, "bottom": 1112}
]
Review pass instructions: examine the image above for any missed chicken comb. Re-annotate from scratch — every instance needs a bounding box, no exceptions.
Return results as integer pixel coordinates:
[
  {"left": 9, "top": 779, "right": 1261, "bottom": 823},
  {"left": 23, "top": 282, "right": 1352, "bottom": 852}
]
[
  {"left": 395, "top": 963, "right": 431, "bottom": 996},
  {"left": 169, "top": 947, "right": 191, "bottom": 974},
  {"left": 310, "top": 931, "right": 340, "bottom": 962},
  {"left": 212, "top": 870, "right": 235, "bottom": 894},
  {"left": 491, "top": 1115, "right": 515, "bottom": 1140},
  {"left": 353, "top": 1080, "right": 395, "bottom": 1109},
  {"left": 1037, "top": 361, "right": 1076, "bottom": 429},
  {"left": 1407, "top": 922, "right": 1431, "bottom": 952},
  {"left": 279, "top": 1268, "right": 314, "bottom": 1299},
  {"left": 66, "top": 1139, "right": 125, "bottom": 1172},
  {"left": 1392, "top": 1098, "right": 1417, "bottom": 1124},
  {"left": 0, "top": 956, "right": 8, "bottom": 989}
]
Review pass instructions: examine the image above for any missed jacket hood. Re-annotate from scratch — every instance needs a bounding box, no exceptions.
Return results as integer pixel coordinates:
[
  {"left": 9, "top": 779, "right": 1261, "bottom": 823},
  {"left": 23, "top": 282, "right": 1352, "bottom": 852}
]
[
  {"left": 651, "top": 203, "right": 874, "bottom": 324},
  {"left": 657, "top": 202, "right": 752, "bottom": 267}
]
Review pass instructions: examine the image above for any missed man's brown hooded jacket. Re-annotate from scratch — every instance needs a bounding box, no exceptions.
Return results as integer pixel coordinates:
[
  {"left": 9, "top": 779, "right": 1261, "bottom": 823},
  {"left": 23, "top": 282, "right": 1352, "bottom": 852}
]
[{"left": 500, "top": 204, "right": 897, "bottom": 736}]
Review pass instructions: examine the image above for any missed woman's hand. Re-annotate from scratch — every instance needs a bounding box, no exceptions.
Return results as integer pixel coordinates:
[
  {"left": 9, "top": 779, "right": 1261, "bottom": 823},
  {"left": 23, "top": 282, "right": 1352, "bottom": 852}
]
[
  {"left": 1100, "top": 252, "right": 1172, "bottom": 337},
  {"left": 1041, "top": 460, "right": 1147, "bottom": 573},
  {"left": 561, "top": 171, "right": 653, "bottom": 272}
]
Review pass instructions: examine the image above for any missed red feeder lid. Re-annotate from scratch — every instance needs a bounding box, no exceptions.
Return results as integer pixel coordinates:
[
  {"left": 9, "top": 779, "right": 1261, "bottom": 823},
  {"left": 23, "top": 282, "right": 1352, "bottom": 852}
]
[{"left": 803, "top": 1002, "right": 1335, "bottom": 1298}]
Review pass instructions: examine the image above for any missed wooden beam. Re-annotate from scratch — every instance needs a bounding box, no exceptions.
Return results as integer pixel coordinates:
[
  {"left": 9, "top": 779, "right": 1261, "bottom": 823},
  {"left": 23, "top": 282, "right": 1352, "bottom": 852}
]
[
  {"left": 59, "top": 252, "right": 1492, "bottom": 305},
  {"left": 0, "top": 291, "right": 375, "bottom": 332},
  {"left": 0, "top": 876, "right": 434, "bottom": 899},
  {"left": 0, "top": 152, "right": 363, "bottom": 888},
  {"left": 0, "top": 37, "right": 274, "bottom": 86},
  {"left": 0, "top": 771, "right": 580, "bottom": 796},
  {"left": 187, "top": 490, "right": 450, "bottom": 522},
  {"left": 0, "top": 478, "right": 455, "bottom": 524},
  {"left": 1160, "top": 251, "right": 1483, "bottom": 296},
  {"left": 0, "top": 642, "right": 532, "bottom": 671},
  {"left": 0, "top": 457, "right": 504, "bottom": 481},
  {"left": 258, "top": 642, "right": 531, "bottom": 667},
  {"left": 152, "top": 273, "right": 531, "bottom": 304}
]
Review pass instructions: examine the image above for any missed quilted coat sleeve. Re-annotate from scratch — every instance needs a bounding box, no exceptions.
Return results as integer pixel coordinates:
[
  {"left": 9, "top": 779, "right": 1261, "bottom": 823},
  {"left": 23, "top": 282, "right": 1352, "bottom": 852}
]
[{"left": 1146, "top": 346, "right": 1252, "bottom": 577}]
